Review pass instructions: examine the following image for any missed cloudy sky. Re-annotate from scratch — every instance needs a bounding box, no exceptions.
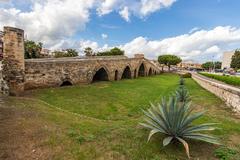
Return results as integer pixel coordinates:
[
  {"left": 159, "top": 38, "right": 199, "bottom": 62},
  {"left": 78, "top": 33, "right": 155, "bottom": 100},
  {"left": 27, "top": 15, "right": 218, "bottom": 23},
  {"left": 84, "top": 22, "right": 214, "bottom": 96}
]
[{"left": 1, "top": 0, "right": 240, "bottom": 62}]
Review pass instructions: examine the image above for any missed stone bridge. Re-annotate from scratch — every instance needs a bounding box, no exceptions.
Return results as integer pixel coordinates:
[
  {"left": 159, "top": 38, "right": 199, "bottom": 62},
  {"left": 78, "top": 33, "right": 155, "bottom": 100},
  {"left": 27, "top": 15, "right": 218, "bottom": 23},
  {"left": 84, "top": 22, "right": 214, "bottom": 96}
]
[
  {"left": 1, "top": 27, "right": 161, "bottom": 96},
  {"left": 24, "top": 56, "right": 160, "bottom": 90}
]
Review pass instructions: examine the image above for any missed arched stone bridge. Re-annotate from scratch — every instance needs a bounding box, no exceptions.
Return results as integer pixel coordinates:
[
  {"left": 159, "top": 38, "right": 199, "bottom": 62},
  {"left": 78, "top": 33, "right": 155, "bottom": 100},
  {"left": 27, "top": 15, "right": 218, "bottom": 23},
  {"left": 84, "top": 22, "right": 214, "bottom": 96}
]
[
  {"left": 24, "top": 55, "right": 161, "bottom": 90},
  {"left": 1, "top": 26, "right": 161, "bottom": 95}
]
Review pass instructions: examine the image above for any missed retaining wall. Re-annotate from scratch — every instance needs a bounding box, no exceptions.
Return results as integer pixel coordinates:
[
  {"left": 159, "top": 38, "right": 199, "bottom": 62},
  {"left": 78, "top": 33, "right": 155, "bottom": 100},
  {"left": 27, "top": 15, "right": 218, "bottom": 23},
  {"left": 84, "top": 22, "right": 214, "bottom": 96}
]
[{"left": 192, "top": 73, "right": 240, "bottom": 112}]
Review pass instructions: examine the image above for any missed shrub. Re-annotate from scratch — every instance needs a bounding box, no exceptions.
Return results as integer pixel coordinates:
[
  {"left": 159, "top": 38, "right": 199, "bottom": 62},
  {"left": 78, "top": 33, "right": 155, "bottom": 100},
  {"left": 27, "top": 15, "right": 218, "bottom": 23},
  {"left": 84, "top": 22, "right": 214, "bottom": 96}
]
[
  {"left": 199, "top": 72, "right": 240, "bottom": 87},
  {"left": 214, "top": 146, "right": 238, "bottom": 160},
  {"left": 175, "top": 86, "right": 190, "bottom": 103},
  {"left": 181, "top": 73, "right": 192, "bottom": 78},
  {"left": 140, "top": 97, "right": 219, "bottom": 158}
]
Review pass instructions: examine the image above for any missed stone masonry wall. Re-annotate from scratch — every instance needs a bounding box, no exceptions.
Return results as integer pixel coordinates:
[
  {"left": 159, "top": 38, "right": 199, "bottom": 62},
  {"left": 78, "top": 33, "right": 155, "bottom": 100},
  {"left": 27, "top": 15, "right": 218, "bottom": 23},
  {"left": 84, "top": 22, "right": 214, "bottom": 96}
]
[
  {"left": 2, "top": 27, "right": 25, "bottom": 96},
  {"left": 192, "top": 73, "right": 240, "bottom": 113},
  {"left": 24, "top": 57, "right": 160, "bottom": 90}
]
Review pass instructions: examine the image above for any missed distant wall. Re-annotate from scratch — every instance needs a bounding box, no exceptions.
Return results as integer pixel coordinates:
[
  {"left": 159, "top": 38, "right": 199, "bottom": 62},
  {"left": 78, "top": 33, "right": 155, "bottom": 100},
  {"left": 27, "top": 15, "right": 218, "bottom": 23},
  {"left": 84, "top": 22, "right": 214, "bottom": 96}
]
[{"left": 192, "top": 73, "right": 240, "bottom": 113}]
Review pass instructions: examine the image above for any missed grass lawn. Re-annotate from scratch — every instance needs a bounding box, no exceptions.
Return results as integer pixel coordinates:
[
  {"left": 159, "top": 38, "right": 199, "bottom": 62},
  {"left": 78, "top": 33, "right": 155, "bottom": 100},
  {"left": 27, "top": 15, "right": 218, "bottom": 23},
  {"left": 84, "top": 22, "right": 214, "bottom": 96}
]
[{"left": 2, "top": 73, "right": 240, "bottom": 160}]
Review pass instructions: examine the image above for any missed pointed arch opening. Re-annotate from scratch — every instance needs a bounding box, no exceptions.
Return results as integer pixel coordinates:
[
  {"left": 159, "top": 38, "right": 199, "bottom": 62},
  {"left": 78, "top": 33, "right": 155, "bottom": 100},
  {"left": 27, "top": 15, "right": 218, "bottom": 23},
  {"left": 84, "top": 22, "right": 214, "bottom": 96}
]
[
  {"left": 121, "top": 66, "right": 131, "bottom": 79},
  {"left": 92, "top": 67, "right": 109, "bottom": 83},
  {"left": 138, "top": 63, "right": 145, "bottom": 77},
  {"left": 60, "top": 80, "right": 73, "bottom": 87},
  {"left": 114, "top": 70, "right": 118, "bottom": 81},
  {"left": 148, "top": 68, "right": 153, "bottom": 76}
]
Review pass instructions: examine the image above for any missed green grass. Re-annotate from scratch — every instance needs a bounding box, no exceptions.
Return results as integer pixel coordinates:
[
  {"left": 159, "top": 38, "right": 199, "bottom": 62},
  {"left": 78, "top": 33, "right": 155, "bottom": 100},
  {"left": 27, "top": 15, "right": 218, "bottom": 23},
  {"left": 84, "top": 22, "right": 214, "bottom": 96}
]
[
  {"left": 199, "top": 72, "right": 240, "bottom": 87},
  {"left": 6, "top": 73, "right": 240, "bottom": 160}
]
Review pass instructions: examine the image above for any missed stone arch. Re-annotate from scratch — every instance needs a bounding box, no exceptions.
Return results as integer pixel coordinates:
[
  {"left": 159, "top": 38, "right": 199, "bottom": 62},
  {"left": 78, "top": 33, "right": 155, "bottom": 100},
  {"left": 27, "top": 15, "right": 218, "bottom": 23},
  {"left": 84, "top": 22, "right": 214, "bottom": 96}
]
[
  {"left": 134, "top": 69, "right": 137, "bottom": 78},
  {"left": 60, "top": 80, "right": 73, "bottom": 87},
  {"left": 121, "top": 66, "right": 131, "bottom": 79},
  {"left": 138, "top": 63, "right": 145, "bottom": 77},
  {"left": 148, "top": 68, "right": 153, "bottom": 76},
  {"left": 114, "top": 70, "right": 119, "bottom": 81},
  {"left": 92, "top": 67, "right": 109, "bottom": 83}
]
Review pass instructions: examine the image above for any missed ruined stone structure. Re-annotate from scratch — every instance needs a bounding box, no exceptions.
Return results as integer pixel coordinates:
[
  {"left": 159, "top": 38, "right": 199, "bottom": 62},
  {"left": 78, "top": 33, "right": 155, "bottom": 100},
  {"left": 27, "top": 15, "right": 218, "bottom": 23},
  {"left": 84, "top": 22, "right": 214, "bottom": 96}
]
[
  {"left": 2, "top": 27, "right": 25, "bottom": 96},
  {"left": 192, "top": 73, "right": 240, "bottom": 113},
  {"left": 2, "top": 27, "right": 161, "bottom": 95}
]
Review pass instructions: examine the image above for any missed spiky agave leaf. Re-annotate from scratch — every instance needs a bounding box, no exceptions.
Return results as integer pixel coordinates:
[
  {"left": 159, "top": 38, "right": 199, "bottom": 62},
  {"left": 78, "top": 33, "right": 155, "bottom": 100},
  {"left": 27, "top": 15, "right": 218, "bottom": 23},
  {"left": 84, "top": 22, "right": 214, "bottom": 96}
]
[
  {"left": 179, "top": 77, "right": 185, "bottom": 85},
  {"left": 175, "top": 86, "right": 191, "bottom": 103},
  {"left": 140, "top": 97, "right": 219, "bottom": 159}
]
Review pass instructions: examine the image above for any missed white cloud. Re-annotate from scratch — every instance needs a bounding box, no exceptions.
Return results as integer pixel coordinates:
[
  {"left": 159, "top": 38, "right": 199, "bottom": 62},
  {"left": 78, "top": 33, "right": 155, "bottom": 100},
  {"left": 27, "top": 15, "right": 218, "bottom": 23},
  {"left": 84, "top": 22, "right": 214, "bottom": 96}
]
[
  {"left": 79, "top": 40, "right": 99, "bottom": 52},
  {"left": 48, "top": 26, "right": 240, "bottom": 62},
  {"left": 118, "top": 26, "right": 240, "bottom": 62},
  {"left": 139, "top": 0, "right": 177, "bottom": 16},
  {"left": 96, "top": 0, "right": 119, "bottom": 16},
  {"left": 101, "top": 33, "right": 108, "bottom": 39},
  {"left": 0, "top": 0, "right": 178, "bottom": 48},
  {"left": 189, "top": 27, "right": 200, "bottom": 34},
  {"left": 204, "top": 45, "right": 220, "bottom": 54},
  {"left": 76, "top": 26, "right": 237, "bottom": 62},
  {"left": 0, "top": 0, "right": 95, "bottom": 47},
  {"left": 119, "top": 6, "right": 130, "bottom": 22},
  {"left": 96, "top": 0, "right": 177, "bottom": 21}
]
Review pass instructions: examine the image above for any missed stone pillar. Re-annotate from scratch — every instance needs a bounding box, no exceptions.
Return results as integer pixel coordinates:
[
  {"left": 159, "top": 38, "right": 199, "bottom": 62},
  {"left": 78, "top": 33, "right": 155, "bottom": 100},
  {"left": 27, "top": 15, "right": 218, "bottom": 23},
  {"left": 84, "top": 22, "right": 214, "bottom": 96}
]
[{"left": 2, "top": 26, "right": 25, "bottom": 96}]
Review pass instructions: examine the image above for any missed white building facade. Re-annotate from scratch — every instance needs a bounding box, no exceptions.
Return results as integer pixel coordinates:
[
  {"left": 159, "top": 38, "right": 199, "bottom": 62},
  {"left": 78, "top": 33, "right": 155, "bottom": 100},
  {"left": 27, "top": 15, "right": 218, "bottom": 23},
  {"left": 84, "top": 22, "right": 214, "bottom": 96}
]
[{"left": 222, "top": 51, "right": 234, "bottom": 69}]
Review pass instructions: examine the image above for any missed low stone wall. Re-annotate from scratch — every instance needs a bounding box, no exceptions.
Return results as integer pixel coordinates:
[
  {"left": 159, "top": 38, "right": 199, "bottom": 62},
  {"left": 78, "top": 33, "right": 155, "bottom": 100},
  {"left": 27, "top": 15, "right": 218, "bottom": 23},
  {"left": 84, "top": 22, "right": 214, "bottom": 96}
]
[{"left": 192, "top": 73, "right": 240, "bottom": 113}]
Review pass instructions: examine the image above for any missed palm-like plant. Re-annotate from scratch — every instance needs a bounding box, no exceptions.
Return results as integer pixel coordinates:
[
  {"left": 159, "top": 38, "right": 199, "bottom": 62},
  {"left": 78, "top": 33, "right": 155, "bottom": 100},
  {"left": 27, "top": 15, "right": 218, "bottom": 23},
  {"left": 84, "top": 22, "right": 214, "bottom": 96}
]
[
  {"left": 179, "top": 77, "right": 185, "bottom": 85},
  {"left": 175, "top": 86, "right": 190, "bottom": 103},
  {"left": 140, "top": 97, "right": 219, "bottom": 158}
]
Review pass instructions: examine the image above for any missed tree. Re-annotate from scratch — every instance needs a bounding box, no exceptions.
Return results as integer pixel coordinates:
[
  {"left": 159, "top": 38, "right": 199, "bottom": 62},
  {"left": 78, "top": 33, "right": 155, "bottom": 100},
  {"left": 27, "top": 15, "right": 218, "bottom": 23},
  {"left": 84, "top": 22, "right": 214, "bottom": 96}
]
[
  {"left": 231, "top": 50, "right": 240, "bottom": 70},
  {"left": 96, "top": 47, "right": 124, "bottom": 56},
  {"left": 53, "top": 49, "right": 78, "bottom": 58},
  {"left": 214, "top": 61, "right": 222, "bottom": 69},
  {"left": 158, "top": 55, "right": 182, "bottom": 71},
  {"left": 202, "top": 61, "right": 222, "bottom": 70},
  {"left": 53, "top": 51, "right": 66, "bottom": 58},
  {"left": 65, "top": 49, "right": 78, "bottom": 57},
  {"left": 24, "top": 40, "right": 42, "bottom": 59},
  {"left": 109, "top": 47, "right": 124, "bottom": 56},
  {"left": 84, "top": 47, "right": 94, "bottom": 56}
]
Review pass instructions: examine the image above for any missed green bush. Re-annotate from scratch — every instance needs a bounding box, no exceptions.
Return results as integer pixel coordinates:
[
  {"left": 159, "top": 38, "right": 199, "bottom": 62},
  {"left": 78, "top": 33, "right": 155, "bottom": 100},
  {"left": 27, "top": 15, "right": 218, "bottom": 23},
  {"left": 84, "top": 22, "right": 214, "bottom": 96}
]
[
  {"left": 140, "top": 96, "right": 219, "bottom": 158},
  {"left": 199, "top": 72, "right": 240, "bottom": 87},
  {"left": 214, "top": 146, "right": 238, "bottom": 160},
  {"left": 181, "top": 73, "right": 192, "bottom": 78}
]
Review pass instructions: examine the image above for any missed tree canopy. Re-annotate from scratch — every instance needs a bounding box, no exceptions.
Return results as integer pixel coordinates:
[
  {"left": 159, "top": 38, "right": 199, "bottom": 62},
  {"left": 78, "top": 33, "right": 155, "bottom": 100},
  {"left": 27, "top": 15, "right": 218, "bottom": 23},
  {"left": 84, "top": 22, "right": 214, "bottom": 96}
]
[
  {"left": 24, "top": 40, "right": 42, "bottom": 59},
  {"left": 158, "top": 55, "right": 182, "bottom": 70},
  {"left": 231, "top": 50, "right": 240, "bottom": 70},
  {"left": 84, "top": 47, "right": 94, "bottom": 56},
  {"left": 53, "top": 49, "right": 78, "bottom": 58},
  {"left": 202, "top": 61, "right": 222, "bottom": 70},
  {"left": 97, "top": 47, "right": 124, "bottom": 56}
]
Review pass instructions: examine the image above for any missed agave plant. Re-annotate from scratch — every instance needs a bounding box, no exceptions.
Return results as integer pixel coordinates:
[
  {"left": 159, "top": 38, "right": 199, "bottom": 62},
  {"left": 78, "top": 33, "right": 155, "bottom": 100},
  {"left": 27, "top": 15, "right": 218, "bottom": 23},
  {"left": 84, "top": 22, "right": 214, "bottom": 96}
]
[
  {"left": 140, "top": 97, "right": 219, "bottom": 158},
  {"left": 179, "top": 77, "right": 185, "bottom": 85},
  {"left": 175, "top": 86, "right": 190, "bottom": 103}
]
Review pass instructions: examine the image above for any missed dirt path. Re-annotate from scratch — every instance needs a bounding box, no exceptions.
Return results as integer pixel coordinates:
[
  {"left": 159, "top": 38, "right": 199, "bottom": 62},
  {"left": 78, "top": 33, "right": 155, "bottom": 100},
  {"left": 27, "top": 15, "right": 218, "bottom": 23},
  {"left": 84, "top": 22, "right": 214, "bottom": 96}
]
[{"left": 0, "top": 96, "right": 50, "bottom": 160}]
